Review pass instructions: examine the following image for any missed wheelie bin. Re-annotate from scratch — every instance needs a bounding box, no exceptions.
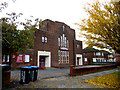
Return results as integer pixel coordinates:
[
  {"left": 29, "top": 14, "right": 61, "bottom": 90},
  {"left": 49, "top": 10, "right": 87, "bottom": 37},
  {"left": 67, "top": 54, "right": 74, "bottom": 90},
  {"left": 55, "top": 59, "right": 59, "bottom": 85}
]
[
  {"left": 28, "top": 66, "right": 38, "bottom": 81},
  {"left": 19, "top": 67, "right": 31, "bottom": 84}
]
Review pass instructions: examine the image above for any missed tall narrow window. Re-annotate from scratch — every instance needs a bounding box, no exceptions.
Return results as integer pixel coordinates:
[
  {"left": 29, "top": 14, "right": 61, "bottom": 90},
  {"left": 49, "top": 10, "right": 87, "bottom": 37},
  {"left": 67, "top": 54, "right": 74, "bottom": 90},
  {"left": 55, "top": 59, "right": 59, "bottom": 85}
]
[
  {"left": 65, "top": 37, "right": 66, "bottom": 47},
  {"left": 7, "top": 55, "right": 9, "bottom": 62},
  {"left": 3, "top": 55, "right": 5, "bottom": 62},
  {"left": 67, "top": 40, "right": 69, "bottom": 48},
  {"left": 102, "top": 52, "right": 104, "bottom": 56},
  {"left": 61, "top": 51, "right": 63, "bottom": 63},
  {"left": 67, "top": 52, "right": 69, "bottom": 63},
  {"left": 65, "top": 51, "right": 67, "bottom": 63},
  {"left": 58, "top": 38, "right": 60, "bottom": 46},
  {"left": 63, "top": 34, "right": 65, "bottom": 47},
  {"left": 77, "top": 44, "right": 80, "bottom": 48},
  {"left": 58, "top": 50, "right": 60, "bottom": 64},
  {"left": 45, "top": 37, "right": 47, "bottom": 43},
  {"left": 42, "top": 37, "right": 44, "bottom": 42},
  {"left": 63, "top": 25, "right": 65, "bottom": 31},
  {"left": 61, "top": 36, "right": 62, "bottom": 47},
  {"left": 62, "top": 51, "right": 64, "bottom": 63}
]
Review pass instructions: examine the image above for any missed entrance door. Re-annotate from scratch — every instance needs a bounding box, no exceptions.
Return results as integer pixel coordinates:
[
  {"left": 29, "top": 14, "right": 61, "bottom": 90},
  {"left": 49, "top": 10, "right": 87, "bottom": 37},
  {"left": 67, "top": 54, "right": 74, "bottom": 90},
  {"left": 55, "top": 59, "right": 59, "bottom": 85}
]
[
  {"left": 77, "top": 57, "right": 82, "bottom": 65},
  {"left": 77, "top": 57, "right": 79, "bottom": 65},
  {"left": 39, "top": 56, "right": 45, "bottom": 67},
  {"left": 76, "top": 54, "right": 83, "bottom": 65}
]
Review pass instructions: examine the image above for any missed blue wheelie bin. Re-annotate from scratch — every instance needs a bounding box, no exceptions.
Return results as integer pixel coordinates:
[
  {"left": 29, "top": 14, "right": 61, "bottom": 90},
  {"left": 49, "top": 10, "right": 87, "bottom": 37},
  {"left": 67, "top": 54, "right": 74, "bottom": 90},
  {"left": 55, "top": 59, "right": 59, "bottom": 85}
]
[
  {"left": 29, "top": 66, "right": 38, "bottom": 81},
  {"left": 19, "top": 67, "right": 31, "bottom": 84}
]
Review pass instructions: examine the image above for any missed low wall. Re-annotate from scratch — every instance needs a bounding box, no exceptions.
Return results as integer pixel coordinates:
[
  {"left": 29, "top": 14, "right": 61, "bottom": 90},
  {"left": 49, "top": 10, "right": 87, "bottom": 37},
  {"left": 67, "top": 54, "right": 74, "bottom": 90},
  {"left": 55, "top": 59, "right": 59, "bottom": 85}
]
[{"left": 70, "top": 64, "right": 117, "bottom": 76}]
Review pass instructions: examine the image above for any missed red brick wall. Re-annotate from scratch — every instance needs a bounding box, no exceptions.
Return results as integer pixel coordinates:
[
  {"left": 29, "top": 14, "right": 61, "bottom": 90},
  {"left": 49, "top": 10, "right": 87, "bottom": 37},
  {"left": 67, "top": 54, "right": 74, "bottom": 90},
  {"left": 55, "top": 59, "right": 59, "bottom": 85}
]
[{"left": 32, "top": 19, "right": 82, "bottom": 66}]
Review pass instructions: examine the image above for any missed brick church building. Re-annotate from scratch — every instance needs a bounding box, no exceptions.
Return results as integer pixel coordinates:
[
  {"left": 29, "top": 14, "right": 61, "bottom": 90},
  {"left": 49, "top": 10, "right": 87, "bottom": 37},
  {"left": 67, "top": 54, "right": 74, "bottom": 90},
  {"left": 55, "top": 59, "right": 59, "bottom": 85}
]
[
  {"left": 31, "top": 19, "right": 83, "bottom": 68},
  {"left": 2, "top": 19, "right": 83, "bottom": 69}
]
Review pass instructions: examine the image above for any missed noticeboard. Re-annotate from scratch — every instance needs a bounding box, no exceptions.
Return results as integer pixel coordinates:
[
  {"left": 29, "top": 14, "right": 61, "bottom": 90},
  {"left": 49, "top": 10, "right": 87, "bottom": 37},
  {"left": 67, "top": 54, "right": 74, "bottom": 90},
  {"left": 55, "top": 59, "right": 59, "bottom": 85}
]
[
  {"left": 25, "top": 55, "right": 30, "bottom": 62},
  {"left": 16, "top": 54, "right": 23, "bottom": 63}
]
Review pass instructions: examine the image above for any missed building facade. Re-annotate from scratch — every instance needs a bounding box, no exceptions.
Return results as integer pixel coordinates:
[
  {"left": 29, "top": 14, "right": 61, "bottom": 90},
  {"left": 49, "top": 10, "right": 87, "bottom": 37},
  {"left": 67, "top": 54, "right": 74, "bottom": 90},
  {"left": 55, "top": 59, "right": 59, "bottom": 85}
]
[
  {"left": 31, "top": 19, "right": 83, "bottom": 68},
  {"left": 83, "top": 47, "right": 116, "bottom": 65},
  {"left": 2, "top": 19, "right": 83, "bottom": 69}
]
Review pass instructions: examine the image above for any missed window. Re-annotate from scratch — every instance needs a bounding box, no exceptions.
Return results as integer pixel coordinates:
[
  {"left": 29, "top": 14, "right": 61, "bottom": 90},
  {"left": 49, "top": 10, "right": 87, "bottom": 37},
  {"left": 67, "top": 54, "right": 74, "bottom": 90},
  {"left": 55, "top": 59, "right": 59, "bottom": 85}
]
[
  {"left": 42, "top": 36, "right": 47, "bottom": 43},
  {"left": 45, "top": 37, "right": 47, "bottom": 43},
  {"left": 65, "top": 51, "right": 67, "bottom": 63},
  {"left": 93, "top": 58, "right": 96, "bottom": 62},
  {"left": 85, "top": 58, "right": 87, "bottom": 62},
  {"left": 65, "top": 37, "right": 66, "bottom": 47},
  {"left": 42, "top": 37, "right": 44, "bottom": 42},
  {"left": 109, "top": 54, "right": 113, "bottom": 57},
  {"left": 102, "top": 53, "right": 104, "bottom": 56},
  {"left": 7, "top": 55, "right": 9, "bottom": 62},
  {"left": 3, "top": 55, "right": 5, "bottom": 62},
  {"left": 63, "top": 34, "right": 65, "bottom": 47},
  {"left": 77, "top": 44, "right": 80, "bottom": 48},
  {"left": 97, "top": 59, "right": 100, "bottom": 62},
  {"left": 58, "top": 50, "right": 69, "bottom": 64},
  {"left": 67, "top": 40, "right": 69, "bottom": 48},
  {"left": 25, "top": 55, "right": 30, "bottom": 62},
  {"left": 61, "top": 51, "right": 63, "bottom": 63},
  {"left": 96, "top": 52, "right": 101, "bottom": 56},
  {"left": 58, "top": 50, "right": 60, "bottom": 64},
  {"left": 61, "top": 36, "right": 62, "bottom": 46},
  {"left": 63, "top": 25, "right": 65, "bottom": 31},
  {"left": 58, "top": 34, "right": 68, "bottom": 48},
  {"left": 114, "top": 58, "right": 116, "bottom": 62},
  {"left": 67, "top": 52, "right": 69, "bottom": 63},
  {"left": 58, "top": 38, "right": 60, "bottom": 46}
]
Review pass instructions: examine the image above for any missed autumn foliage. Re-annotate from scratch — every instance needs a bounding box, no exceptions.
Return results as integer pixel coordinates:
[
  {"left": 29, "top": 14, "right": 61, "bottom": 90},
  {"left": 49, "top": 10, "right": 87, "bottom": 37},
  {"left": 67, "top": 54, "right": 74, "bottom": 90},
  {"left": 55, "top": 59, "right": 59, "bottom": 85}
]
[{"left": 76, "top": 0, "right": 120, "bottom": 54}]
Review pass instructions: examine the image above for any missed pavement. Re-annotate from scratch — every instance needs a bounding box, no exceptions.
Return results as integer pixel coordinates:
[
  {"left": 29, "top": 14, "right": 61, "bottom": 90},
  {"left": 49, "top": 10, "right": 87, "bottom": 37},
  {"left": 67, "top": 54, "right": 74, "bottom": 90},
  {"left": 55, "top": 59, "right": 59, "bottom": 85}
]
[{"left": 4, "top": 67, "right": 120, "bottom": 89}]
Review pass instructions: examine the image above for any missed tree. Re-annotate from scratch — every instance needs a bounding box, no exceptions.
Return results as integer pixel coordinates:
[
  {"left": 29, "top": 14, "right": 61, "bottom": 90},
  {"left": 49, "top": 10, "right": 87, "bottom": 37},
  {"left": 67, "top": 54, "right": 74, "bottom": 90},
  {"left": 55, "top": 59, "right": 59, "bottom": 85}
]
[
  {"left": 0, "top": 0, "right": 16, "bottom": 12},
  {"left": 76, "top": 0, "right": 120, "bottom": 54},
  {"left": 1, "top": 12, "right": 40, "bottom": 64}
]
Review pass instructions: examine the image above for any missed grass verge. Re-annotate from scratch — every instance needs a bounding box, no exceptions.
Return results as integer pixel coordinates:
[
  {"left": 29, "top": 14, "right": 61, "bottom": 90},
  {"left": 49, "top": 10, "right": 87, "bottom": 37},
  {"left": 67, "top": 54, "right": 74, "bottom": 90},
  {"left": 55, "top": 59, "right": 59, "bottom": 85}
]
[{"left": 85, "top": 72, "right": 120, "bottom": 88}]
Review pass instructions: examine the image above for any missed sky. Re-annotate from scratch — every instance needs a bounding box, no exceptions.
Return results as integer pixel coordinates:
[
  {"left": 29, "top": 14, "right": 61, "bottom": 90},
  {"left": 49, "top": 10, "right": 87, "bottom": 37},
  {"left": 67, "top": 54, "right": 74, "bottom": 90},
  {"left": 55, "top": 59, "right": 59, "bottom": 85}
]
[{"left": 0, "top": 0, "right": 111, "bottom": 48}]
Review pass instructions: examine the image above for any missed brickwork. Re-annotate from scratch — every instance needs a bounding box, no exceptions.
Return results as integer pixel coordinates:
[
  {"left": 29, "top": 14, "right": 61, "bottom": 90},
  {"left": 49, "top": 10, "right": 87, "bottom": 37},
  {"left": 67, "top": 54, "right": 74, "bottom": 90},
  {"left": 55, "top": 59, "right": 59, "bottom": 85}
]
[{"left": 33, "top": 19, "right": 83, "bottom": 67}]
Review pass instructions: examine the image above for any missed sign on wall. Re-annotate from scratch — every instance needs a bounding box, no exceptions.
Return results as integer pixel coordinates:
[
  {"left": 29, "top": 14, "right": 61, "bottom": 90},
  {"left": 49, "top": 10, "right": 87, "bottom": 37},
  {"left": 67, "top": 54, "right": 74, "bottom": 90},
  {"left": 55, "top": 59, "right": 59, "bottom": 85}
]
[
  {"left": 16, "top": 54, "right": 23, "bottom": 63},
  {"left": 60, "top": 47, "right": 68, "bottom": 50},
  {"left": 25, "top": 55, "right": 30, "bottom": 62},
  {"left": 12, "top": 55, "right": 16, "bottom": 59}
]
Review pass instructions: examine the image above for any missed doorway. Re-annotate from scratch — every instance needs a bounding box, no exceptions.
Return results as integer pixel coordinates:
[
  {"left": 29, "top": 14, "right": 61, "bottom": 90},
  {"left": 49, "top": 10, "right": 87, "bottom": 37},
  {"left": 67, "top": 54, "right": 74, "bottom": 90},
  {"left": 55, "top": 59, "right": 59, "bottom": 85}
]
[
  {"left": 38, "top": 51, "right": 51, "bottom": 67},
  {"left": 76, "top": 54, "right": 83, "bottom": 65},
  {"left": 77, "top": 57, "right": 79, "bottom": 65},
  {"left": 39, "top": 56, "right": 45, "bottom": 67}
]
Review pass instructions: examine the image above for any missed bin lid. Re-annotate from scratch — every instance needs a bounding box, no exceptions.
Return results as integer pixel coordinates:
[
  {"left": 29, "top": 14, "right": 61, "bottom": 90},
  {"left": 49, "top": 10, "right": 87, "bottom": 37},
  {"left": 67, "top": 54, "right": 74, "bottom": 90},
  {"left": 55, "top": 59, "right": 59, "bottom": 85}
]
[
  {"left": 0, "top": 64, "right": 10, "bottom": 66},
  {"left": 20, "top": 67, "right": 31, "bottom": 69},
  {"left": 28, "top": 66, "right": 38, "bottom": 68}
]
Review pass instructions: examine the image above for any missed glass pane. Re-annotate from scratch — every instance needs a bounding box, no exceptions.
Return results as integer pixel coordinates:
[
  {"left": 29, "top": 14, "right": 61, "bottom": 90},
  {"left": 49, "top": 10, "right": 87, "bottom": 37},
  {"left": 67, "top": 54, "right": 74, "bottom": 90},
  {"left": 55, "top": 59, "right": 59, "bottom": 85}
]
[
  {"left": 58, "top": 38, "right": 60, "bottom": 46},
  {"left": 45, "top": 37, "right": 47, "bottom": 43},
  {"left": 63, "top": 34, "right": 65, "bottom": 47},
  {"left": 67, "top": 40, "right": 69, "bottom": 48},
  {"left": 42, "top": 37, "right": 44, "bottom": 42},
  {"left": 65, "top": 37, "right": 66, "bottom": 47},
  {"left": 61, "top": 36, "right": 62, "bottom": 46}
]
